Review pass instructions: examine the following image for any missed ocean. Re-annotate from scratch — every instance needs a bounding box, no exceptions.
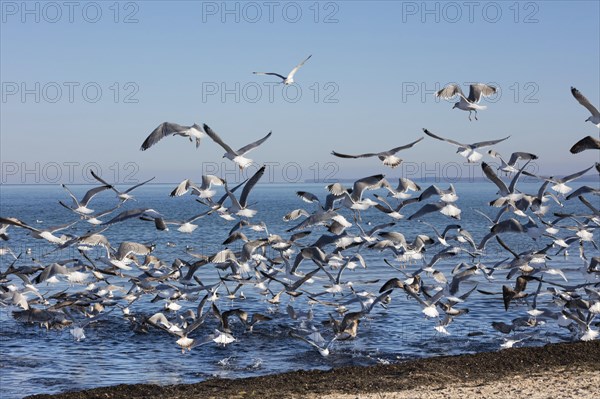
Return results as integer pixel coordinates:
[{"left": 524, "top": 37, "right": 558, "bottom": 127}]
[{"left": 0, "top": 181, "right": 598, "bottom": 398}]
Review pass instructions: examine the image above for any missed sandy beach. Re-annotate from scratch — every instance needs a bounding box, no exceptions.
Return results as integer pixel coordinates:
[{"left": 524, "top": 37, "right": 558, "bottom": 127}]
[{"left": 26, "top": 340, "right": 599, "bottom": 399}]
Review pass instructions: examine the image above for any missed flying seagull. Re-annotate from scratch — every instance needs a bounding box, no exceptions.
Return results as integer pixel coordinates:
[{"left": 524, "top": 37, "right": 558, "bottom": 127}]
[
  {"left": 140, "top": 122, "right": 205, "bottom": 151},
  {"left": 253, "top": 55, "right": 312, "bottom": 85},
  {"left": 90, "top": 170, "right": 155, "bottom": 202},
  {"left": 423, "top": 128, "right": 510, "bottom": 163},
  {"left": 571, "top": 87, "right": 600, "bottom": 127},
  {"left": 487, "top": 150, "right": 538, "bottom": 174},
  {"left": 203, "top": 124, "right": 272, "bottom": 170},
  {"left": 331, "top": 137, "right": 424, "bottom": 168},
  {"left": 436, "top": 83, "right": 497, "bottom": 121}
]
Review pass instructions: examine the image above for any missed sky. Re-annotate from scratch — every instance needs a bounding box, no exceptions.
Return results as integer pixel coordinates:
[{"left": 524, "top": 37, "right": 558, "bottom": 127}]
[{"left": 1, "top": 0, "right": 599, "bottom": 185}]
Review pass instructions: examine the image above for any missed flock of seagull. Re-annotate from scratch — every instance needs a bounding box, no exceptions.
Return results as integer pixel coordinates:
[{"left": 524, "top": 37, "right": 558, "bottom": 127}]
[{"left": 1, "top": 57, "right": 599, "bottom": 359}]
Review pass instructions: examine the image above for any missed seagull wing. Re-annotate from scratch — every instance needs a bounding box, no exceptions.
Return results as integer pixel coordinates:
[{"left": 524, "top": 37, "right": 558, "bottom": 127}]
[
  {"left": 239, "top": 165, "right": 266, "bottom": 207},
  {"left": 507, "top": 159, "right": 531, "bottom": 193},
  {"left": 468, "top": 83, "right": 497, "bottom": 103},
  {"left": 203, "top": 124, "right": 236, "bottom": 154},
  {"left": 435, "top": 84, "right": 464, "bottom": 100},
  {"left": 482, "top": 162, "right": 509, "bottom": 195},
  {"left": 140, "top": 122, "right": 189, "bottom": 151},
  {"left": 571, "top": 87, "right": 600, "bottom": 117},
  {"left": 570, "top": 136, "right": 600, "bottom": 154},
  {"left": 252, "top": 72, "right": 287, "bottom": 81},
  {"left": 80, "top": 185, "right": 113, "bottom": 206},
  {"left": 287, "top": 54, "right": 312, "bottom": 80},
  {"left": 407, "top": 203, "right": 444, "bottom": 220},
  {"left": 384, "top": 137, "right": 425, "bottom": 154},
  {"left": 123, "top": 176, "right": 156, "bottom": 194},
  {"left": 560, "top": 164, "right": 595, "bottom": 183},
  {"left": 331, "top": 150, "right": 378, "bottom": 159},
  {"left": 61, "top": 184, "right": 81, "bottom": 207},
  {"left": 422, "top": 128, "right": 464, "bottom": 147},
  {"left": 237, "top": 131, "right": 272, "bottom": 155},
  {"left": 507, "top": 152, "right": 538, "bottom": 166},
  {"left": 471, "top": 136, "right": 510, "bottom": 149}
]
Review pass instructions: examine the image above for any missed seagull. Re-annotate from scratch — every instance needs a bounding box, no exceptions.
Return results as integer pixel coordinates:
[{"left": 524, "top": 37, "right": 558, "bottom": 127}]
[
  {"left": 170, "top": 175, "right": 225, "bottom": 198},
  {"left": 0, "top": 217, "right": 75, "bottom": 245},
  {"left": 253, "top": 55, "right": 312, "bottom": 85},
  {"left": 60, "top": 183, "right": 113, "bottom": 214},
  {"left": 289, "top": 331, "right": 336, "bottom": 357},
  {"left": 523, "top": 164, "right": 596, "bottom": 195},
  {"left": 423, "top": 128, "right": 510, "bottom": 163},
  {"left": 570, "top": 136, "right": 600, "bottom": 154},
  {"left": 487, "top": 150, "right": 538, "bottom": 174},
  {"left": 571, "top": 87, "right": 600, "bottom": 127},
  {"left": 90, "top": 170, "right": 155, "bottom": 202},
  {"left": 435, "top": 83, "right": 497, "bottom": 121},
  {"left": 331, "top": 137, "right": 424, "bottom": 169},
  {"left": 223, "top": 165, "right": 266, "bottom": 217},
  {"left": 153, "top": 209, "right": 213, "bottom": 233},
  {"left": 140, "top": 122, "right": 205, "bottom": 151},
  {"left": 203, "top": 124, "right": 272, "bottom": 169}
]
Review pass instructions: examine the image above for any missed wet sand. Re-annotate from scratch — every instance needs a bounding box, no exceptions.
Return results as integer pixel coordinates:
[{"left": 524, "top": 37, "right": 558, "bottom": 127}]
[{"left": 27, "top": 340, "right": 599, "bottom": 399}]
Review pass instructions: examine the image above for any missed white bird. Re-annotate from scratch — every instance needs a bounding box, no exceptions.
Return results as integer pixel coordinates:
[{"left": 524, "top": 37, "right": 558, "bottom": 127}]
[
  {"left": 423, "top": 128, "right": 510, "bottom": 163},
  {"left": 203, "top": 124, "right": 272, "bottom": 170},
  {"left": 170, "top": 175, "right": 225, "bottom": 198},
  {"left": 140, "top": 122, "right": 205, "bottom": 150},
  {"left": 253, "top": 55, "right": 312, "bottom": 85},
  {"left": 523, "top": 164, "right": 596, "bottom": 195},
  {"left": 571, "top": 87, "right": 600, "bottom": 127},
  {"left": 61, "top": 183, "right": 112, "bottom": 214},
  {"left": 436, "top": 83, "right": 497, "bottom": 121},
  {"left": 223, "top": 165, "right": 266, "bottom": 218},
  {"left": 153, "top": 209, "right": 213, "bottom": 233},
  {"left": 289, "top": 331, "right": 336, "bottom": 357},
  {"left": 90, "top": 170, "right": 155, "bottom": 202},
  {"left": 487, "top": 150, "right": 538, "bottom": 174}
]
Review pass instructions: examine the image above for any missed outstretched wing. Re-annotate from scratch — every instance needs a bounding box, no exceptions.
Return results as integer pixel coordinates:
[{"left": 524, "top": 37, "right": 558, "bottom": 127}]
[
  {"left": 468, "top": 83, "right": 496, "bottom": 103},
  {"left": 203, "top": 124, "right": 235, "bottom": 154},
  {"left": 239, "top": 165, "right": 266, "bottom": 207},
  {"left": 331, "top": 151, "right": 377, "bottom": 159},
  {"left": 571, "top": 87, "right": 600, "bottom": 117},
  {"left": 252, "top": 72, "right": 287, "bottom": 81},
  {"left": 287, "top": 54, "right": 312, "bottom": 80},
  {"left": 237, "top": 131, "right": 272, "bottom": 155},
  {"left": 422, "top": 128, "right": 464, "bottom": 147},
  {"left": 140, "top": 122, "right": 190, "bottom": 151},
  {"left": 435, "top": 84, "right": 465, "bottom": 100},
  {"left": 472, "top": 136, "right": 510, "bottom": 149},
  {"left": 570, "top": 136, "right": 600, "bottom": 154}
]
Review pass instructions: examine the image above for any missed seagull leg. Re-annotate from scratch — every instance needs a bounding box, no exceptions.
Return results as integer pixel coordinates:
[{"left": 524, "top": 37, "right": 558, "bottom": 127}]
[
  {"left": 468, "top": 111, "right": 472, "bottom": 121},
  {"left": 474, "top": 110, "right": 478, "bottom": 120}
]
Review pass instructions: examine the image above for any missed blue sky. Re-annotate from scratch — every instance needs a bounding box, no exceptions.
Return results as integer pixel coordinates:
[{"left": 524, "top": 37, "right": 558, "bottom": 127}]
[{"left": 1, "top": 1, "right": 599, "bottom": 184}]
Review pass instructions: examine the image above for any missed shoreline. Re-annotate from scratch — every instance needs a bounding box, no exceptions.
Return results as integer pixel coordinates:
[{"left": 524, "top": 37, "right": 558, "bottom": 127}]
[{"left": 26, "top": 340, "right": 599, "bottom": 399}]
